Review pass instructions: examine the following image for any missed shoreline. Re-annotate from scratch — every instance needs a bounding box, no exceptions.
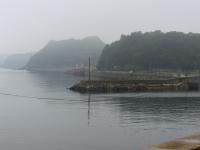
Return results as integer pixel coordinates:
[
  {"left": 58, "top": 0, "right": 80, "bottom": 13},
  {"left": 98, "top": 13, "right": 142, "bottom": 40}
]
[{"left": 145, "top": 134, "right": 200, "bottom": 150}]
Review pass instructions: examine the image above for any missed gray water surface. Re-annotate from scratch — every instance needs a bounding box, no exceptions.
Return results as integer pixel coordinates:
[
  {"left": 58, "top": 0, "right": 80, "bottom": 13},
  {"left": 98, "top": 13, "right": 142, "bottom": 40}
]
[{"left": 0, "top": 69, "right": 200, "bottom": 150}]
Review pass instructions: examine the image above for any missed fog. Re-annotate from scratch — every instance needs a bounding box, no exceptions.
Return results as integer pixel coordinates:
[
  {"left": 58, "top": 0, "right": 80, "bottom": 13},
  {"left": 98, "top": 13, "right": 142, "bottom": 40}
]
[{"left": 0, "top": 0, "right": 199, "bottom": 54}]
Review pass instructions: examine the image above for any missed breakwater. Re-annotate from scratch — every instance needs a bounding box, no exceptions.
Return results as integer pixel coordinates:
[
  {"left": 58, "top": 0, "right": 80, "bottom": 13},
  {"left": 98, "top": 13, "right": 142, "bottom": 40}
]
[{"left": 70, "top": 78, "right": 199, "bottom": 93}]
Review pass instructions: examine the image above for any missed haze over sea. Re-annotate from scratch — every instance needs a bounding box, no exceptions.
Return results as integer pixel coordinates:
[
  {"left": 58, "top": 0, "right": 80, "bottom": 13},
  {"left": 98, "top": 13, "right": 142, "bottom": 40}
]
[{"left": 0, "top": 68, "right": 200, "bottom": 150}]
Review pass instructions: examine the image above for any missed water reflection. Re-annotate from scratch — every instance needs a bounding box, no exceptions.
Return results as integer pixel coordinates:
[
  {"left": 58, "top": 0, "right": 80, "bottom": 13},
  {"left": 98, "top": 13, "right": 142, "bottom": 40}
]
[
  {"left": 105, "top": 96, "right": 200, "bottom": 125},
  {"left": 88, "top": 94, "right": 91, "bottom": 126}
]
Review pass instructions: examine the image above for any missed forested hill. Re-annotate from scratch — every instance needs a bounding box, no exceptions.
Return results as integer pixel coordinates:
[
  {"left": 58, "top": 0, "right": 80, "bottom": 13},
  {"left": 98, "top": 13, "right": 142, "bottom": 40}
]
[
  {"left": 26, "top": 36, "right": 105, "bottom": 70},
  {"left": 97, "top": 31, "right": 200, "bottom": 71}
]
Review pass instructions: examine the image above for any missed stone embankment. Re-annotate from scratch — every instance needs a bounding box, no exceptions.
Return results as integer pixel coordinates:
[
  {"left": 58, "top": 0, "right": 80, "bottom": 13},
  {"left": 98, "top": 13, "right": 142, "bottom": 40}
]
[{"left": 70, "top": 78, "right": 198, "bottom": 93}]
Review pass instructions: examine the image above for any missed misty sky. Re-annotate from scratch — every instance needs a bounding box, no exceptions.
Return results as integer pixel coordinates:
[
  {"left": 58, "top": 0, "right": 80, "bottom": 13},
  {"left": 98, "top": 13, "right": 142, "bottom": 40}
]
[{"left": 0, "top": 0, "right": 199, "bottom": 54}]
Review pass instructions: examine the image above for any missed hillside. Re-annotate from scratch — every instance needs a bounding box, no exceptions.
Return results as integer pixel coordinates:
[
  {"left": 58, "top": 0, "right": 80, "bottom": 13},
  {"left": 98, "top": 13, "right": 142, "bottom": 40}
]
[
  {"left": 26, "top": 36, "right": 105, "bottom": 71},
  {"left": 0, "top": 54, "right": 7, "bottom": 66},
  {"left": 97, "top": 31, "right": 200, "bottom": 71},
  {"left": 2, "top": 53, "right": 34, "bottom": 69}
]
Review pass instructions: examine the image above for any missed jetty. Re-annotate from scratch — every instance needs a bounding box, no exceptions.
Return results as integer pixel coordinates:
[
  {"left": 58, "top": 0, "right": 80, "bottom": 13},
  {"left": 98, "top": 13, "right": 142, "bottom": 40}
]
[
  {"left": 145, "top": 134, "right": 200, "bottom": 150},
  {"left": 69, "top": 57, "right": 200, "bottom": 93},
  {"left": 69, "top": 77, "right": 199, "bottom": 93}
]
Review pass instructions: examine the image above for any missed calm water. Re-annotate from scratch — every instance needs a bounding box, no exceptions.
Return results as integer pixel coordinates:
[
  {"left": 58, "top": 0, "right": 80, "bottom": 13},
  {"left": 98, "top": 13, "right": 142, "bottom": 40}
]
[{"left": 0, "top": 69, "right": 200, "bottom": 150}]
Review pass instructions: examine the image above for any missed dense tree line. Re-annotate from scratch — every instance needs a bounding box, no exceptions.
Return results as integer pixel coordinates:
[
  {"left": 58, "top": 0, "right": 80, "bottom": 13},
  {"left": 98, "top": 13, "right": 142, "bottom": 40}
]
[{"left": 97, "top": 31, "right": 200, "bottom": 71}]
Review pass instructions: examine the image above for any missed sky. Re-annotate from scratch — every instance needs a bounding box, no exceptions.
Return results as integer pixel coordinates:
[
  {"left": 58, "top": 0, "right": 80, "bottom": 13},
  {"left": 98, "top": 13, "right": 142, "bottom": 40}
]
[{"left": 0, "top": 0, "right": 199, "bottom": 54}]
